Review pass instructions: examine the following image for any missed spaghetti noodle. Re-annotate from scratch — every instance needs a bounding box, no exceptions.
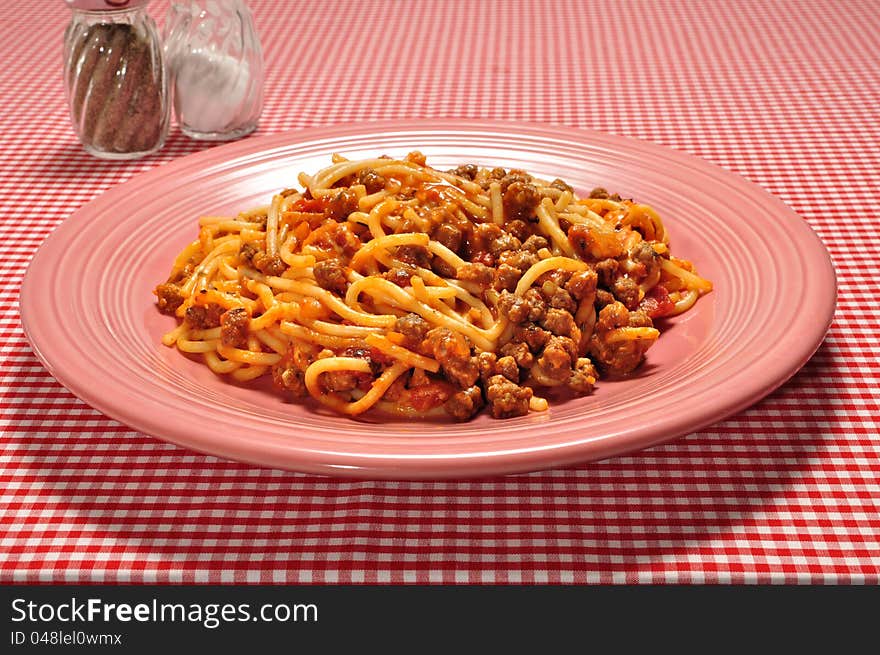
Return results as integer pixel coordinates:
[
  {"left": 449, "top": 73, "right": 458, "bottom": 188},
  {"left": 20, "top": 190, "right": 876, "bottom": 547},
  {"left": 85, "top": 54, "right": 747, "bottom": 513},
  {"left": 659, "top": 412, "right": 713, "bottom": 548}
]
[{"left": 155, "top": 152, "right": 712, "bottom": 420}]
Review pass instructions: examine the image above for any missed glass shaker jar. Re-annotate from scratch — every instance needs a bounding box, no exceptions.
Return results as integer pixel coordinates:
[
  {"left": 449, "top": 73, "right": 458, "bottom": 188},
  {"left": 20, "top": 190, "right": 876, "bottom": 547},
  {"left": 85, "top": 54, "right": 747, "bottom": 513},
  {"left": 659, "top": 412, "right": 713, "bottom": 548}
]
[
  {"left": 164, "top": 0, "right": 264, "bottom": 141},
  {"left": 63, "top": 0, "right": 170, "bottom": 160}
]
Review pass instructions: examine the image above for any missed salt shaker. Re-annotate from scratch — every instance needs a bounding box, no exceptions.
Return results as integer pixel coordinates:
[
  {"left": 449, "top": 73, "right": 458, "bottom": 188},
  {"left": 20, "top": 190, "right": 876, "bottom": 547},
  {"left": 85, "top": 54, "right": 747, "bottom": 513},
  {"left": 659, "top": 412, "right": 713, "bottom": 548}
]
[
  {"left": 63, "top": 0, "right": 170, "bottom": 159},
  {"left": 164, "top": 0, "right": 264, "bottom": 140}
]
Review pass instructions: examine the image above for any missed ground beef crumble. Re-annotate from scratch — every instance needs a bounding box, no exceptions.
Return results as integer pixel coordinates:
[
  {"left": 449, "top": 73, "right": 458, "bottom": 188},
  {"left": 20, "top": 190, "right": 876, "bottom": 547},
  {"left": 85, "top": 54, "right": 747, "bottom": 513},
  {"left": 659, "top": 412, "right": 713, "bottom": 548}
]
[
  {"left": 252, "top": 251, "right": 286, "bottom": 277},
  {"left": 423, "top": 327, "right": 479, "bottom": 389},
  {"left": 444, "top": 385, "right": 484, "bottom": 421},
  {"left": 155, "top": 283, "right": 184, "bottom": 315},
  {"left": 395, "top": 313, "right": 430, "bottom": 348},
  {"left": 313, "top": 259, "right": 348, "bottom": 294},
  {"left": 185, "top": 303, "right": 224, "bottom": 329},
  {"left": 485, "top": 375, "right": 532, "bottom": 418},
  {"left": 220, "top": 307, "right": 249, "bottom": 348},
  {"left": 588, "top": 301, "right": 656, "bottom": 375}
]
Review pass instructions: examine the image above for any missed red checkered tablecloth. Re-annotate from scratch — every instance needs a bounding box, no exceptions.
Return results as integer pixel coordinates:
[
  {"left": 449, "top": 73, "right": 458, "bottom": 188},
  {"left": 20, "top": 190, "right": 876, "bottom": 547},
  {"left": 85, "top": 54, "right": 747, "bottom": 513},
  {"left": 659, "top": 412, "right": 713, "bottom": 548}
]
[{"left": 1, "top": 0, "right": 878, "bottom": 584}]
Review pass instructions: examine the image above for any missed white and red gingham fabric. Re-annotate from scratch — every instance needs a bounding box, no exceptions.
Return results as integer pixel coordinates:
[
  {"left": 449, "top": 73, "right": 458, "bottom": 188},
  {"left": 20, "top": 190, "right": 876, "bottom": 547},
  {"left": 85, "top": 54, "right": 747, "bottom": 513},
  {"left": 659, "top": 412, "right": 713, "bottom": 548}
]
[{"left": 1, "top": 0, "right": 878, "bottom": 584}]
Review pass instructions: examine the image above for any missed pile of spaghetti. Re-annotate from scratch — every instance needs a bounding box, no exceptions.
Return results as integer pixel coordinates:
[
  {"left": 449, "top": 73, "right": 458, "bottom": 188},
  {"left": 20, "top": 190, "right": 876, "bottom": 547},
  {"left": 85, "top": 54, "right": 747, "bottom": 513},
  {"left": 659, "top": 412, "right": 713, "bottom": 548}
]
[{"left": 155, "top": 152, "right": 712, "bottom": 420}]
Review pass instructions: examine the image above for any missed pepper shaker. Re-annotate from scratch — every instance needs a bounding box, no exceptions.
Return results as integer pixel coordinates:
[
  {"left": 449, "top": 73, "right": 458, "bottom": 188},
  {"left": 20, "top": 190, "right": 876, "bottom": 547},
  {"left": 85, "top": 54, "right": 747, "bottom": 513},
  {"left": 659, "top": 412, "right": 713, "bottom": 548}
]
[
  {"left": 63, "top": 0, "right": 170, "bottom": 159},
  {"left": 164, "top": 0, "right": 264, "bottom": 141}
]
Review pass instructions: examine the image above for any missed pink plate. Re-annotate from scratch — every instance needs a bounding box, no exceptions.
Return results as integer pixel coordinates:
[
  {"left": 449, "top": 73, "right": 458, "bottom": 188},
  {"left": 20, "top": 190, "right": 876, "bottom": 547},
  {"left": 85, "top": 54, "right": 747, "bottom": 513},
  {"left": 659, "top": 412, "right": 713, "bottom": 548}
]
[{"left": 19, "top": 121, "right": 836, "bottom": 479}]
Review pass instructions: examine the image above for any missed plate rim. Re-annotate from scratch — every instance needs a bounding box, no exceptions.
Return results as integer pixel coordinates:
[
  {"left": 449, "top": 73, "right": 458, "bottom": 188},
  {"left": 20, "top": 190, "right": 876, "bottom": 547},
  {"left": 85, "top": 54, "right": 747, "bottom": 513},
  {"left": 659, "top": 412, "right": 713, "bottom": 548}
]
[{"left": 19, "top": 119, "right": 837, "bottom": 478}]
